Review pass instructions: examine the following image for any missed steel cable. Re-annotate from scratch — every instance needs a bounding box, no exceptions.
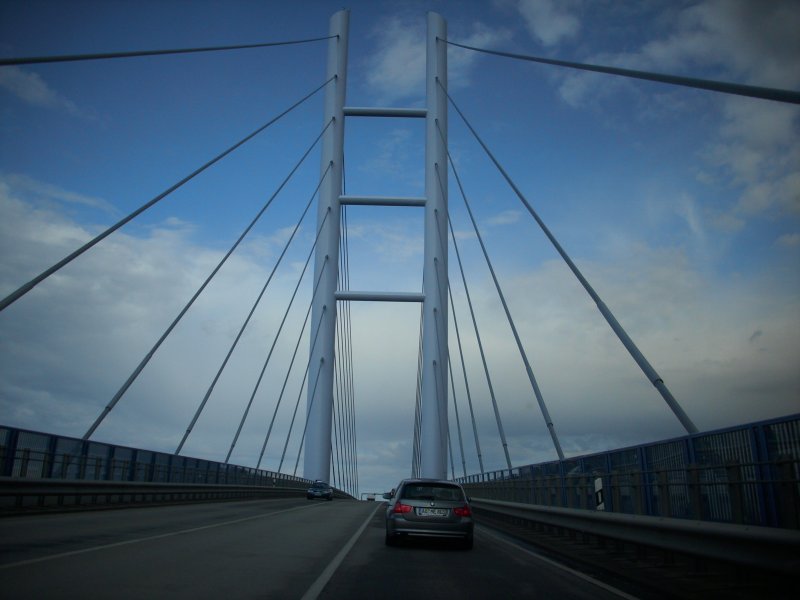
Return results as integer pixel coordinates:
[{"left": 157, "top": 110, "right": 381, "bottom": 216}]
[
  {"left": 435, "top": 119, "right": 564, "bottom": 459},
  {"left": 340, "top": 205, "right": 358, "bottom": 495},
  {"left": 256, "top": 259, "right": 328, "bottom": 469},
  {"left": 178, "top": 163, "right": 332, "bottom": 458},
  {"left": 278, "top": 307, "right": 328, "bottom": 473},
  {"left": 429, "top": 203, "right": 472, "bottom": 479},
  {"left": 445, "top": 40, "right": 800, "bottom": 105},
  {"left": 83, "top": 117, "right": 334, "bottom": 442},
  {"left": 411, "top": 299, "right": 425, "bottom": 477},
  {"left": 1, "top": 36, "right": 335, "bottom": 66},
  {"left": 223, "top": 186, "right": 333, "bottom": 464},
  {"left": 440, "top": 82, "right": 698, "bottom": 436},
  {"left": 291, "top": 359, "right": 326, "bottom": 475},
  {"left": 0, "top": 76, "right": 335, "bottom": 314}
]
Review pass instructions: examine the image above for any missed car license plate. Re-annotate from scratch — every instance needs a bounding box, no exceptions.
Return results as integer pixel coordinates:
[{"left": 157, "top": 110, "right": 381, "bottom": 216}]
[{"left": 416, "top": 507, "right": 448, "bottom": 517}]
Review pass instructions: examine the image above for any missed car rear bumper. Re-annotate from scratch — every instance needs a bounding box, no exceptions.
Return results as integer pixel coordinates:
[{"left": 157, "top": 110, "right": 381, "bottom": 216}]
[{"left": 386, "top": 516, "right": 473, "bottom": 539}]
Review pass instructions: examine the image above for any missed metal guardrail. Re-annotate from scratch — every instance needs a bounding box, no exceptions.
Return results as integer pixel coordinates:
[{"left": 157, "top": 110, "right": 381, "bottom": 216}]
[
  {"left": 0, "top": 425, "right": 311, "bottom": 486},
  {"left": 0, "top": 477, "right": 325, "bottom": 511},
  {"left": 0, "top": 424, "right": 359, "bottom": 511},
  {"left": 469, "top": 497, "right": 800, "bottom": 575},
  {"left": 458, "top": 413, "right": 800, "bottom": 529}
]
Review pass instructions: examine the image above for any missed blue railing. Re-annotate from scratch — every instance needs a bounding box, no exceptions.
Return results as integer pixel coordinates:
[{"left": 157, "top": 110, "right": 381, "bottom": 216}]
[
  {"left": 0, "top": 425, "right": 309, "bottom": 488},
  {"left": 457, "top": 414, "right": 800, "bottom": 528}
]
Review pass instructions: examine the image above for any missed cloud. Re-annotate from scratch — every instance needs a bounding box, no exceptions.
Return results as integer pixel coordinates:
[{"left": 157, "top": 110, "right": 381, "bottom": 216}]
[
  {"left": 363, "top": 15, "right": 509, "bottom": 105},
  {"left": 447, "top": 242, "right": 799, "bottom": 467},
  {"left": 556, "top": 1, "right": 800, "bottom": 106},
  {"left": 355, "top": 126, "right": 421, "bottom": 188},
  {"left": 364, "top": 16, "right": 426, "bottom": 105},
  {"left": 1, "top": 177, "right": 798, "bottom": 491},
  {"left": 448, "top": 22, "right": 512, "bottom": 91},
  {"left": 549, "top": 0, "right": 800, "bottom": 232},
  {"left": 638, "top": 0, "right": 800, "bottom": 88},
  {"left": 1, "top": 173, "right": 117, "bottom": 215},
  {"left": 706, "top": 98, "right": 800, "bottom": 217},
  {"left": 486, "top": 209, "right": 521, "bottom": 226},
  {"left": 0, "top": 66, "right": 81, "bottom": 115},
  {"left": 516, "top": 0, "right": 581, "bottom": 47},
  {"left": 776, "top": 233, "right": 800, "bottom": 248}
]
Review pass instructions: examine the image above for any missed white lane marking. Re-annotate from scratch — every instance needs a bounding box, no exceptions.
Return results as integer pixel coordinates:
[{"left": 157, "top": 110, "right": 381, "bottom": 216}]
[
  {"left": 477, "top": 525, "right": 640, "bottom": 600},
  {"left": 0, "top": 502, "right": 323, "bottom": 570},
  {"left": 301, "top": 502, "right": 383, "bottom": 600}
]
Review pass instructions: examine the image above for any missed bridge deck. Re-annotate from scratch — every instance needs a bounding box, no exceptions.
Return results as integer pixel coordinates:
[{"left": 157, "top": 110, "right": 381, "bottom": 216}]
[{"left": 1, "top": 499, "right": 792, "bottom": 599}]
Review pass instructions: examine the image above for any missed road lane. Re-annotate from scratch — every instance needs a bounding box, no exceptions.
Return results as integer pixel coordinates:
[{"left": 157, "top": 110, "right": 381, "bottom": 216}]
[
  {"left": 1, "top": 499, "right": 642, "bottom": 599},
  {"left": 0, "top": 498, "right": 377, "bottom": 599},
  {"left": 317, "top": 506, "right": 638, "bottom": 599}
]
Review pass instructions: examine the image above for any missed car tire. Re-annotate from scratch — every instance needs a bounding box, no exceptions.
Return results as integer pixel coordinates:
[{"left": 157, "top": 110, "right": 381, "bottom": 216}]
[
  {"left": 385, "top": 531, "right": 396, "bottom": 547},
  {"left": 461, "top": 535, "right": 473, "bottom": 550}
]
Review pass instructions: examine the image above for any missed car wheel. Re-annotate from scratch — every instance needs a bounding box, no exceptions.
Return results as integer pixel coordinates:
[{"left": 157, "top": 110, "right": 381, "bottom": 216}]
[
  {"left": 461, "top": 535, "right": 473, "bottom": 550},
  {"left": 385, "top": 531, "right": 397, "bottom": 547},
  {"left": 327, "top": 496, "right": 333, "bottom": 501}
]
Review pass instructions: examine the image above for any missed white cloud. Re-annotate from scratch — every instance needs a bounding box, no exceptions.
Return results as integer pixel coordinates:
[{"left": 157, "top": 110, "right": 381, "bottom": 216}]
[
  {"left": 363, "top": 15, "right": 509, "bottom": 105},
  {"left": 557, "top": 1, "right": 800, "bottom": 105},
  {"left": 486, "top": 209, "right": 521, "bottom": 226},
  {"left": 776, "top": 232, "right": 800, "bottom": 247},
  {"left": 1, "top": 173, "right": 116, "bottom": 214},
  {"left": 449, "top": 243, "right": 800, "bottom": 466},
  {"left": 706, "top": 97, "right": 800, "bottom": 217},
  {"left": 551, "top": 1, "right": 800, "bottom": 230},
  {"left": 0, "top": 66, "right": 81, "bottom": 115},
  {"left": 356, "top": 126, "right": 420, "bottom": 187},
  {"left": 364, "top": 16, "right": 426, "bottom": 105},
  {"left": 448, "top": 22, "right": 512, "bottom": 90},
  {"left": 1, "top": 177, "right": 798, "bottom": 490},
  {"left": 516, "top": 0, "right": 580, "bottom": 47}
]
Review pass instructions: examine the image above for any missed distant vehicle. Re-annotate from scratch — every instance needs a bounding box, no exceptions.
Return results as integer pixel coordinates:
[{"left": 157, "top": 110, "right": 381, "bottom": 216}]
[
  {"left": 384, "top": 478, "right": 473, "bottom": 549},
  {"left": 306, "top": 480, "right": 333, "bottom": 501}
]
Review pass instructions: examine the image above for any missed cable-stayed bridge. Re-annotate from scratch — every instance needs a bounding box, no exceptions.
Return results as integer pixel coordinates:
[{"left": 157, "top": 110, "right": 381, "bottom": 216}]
[{"left": 1, "top": 9, "right": 799, "bottom": 599}]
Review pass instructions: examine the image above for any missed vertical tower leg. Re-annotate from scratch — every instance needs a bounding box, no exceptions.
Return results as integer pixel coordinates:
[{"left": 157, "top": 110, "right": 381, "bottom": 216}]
[
  {"left": 304, "top": 9, "right": 349, "bottom": 483},
  {"left": 419, "top": 12, "right": 448, "bottom": 479}
]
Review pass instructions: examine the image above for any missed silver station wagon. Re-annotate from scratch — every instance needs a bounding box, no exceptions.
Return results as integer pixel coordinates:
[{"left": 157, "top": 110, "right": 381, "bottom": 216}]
[{"left": 384, "top": 478, "right": 474, "bottom": 549}]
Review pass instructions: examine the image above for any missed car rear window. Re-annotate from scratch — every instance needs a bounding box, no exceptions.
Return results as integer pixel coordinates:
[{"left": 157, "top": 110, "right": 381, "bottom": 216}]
[{"left": 400, "top": 484, "right": 464, "bottom": 502}]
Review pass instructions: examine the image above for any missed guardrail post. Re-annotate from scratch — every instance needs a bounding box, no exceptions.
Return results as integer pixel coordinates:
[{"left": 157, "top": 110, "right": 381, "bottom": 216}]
[
  {"left": 726, "top": 460, "right": 744, "bottom": 524},
  {"left": 610, "top": 472, "right": 621, "bottom": 513},
  {"left": 582, "top": 475, "right": 590, "bottom": 509},
  {"left": 19, "top": 448, "right": 30, "bottom": 478},
  {"left": 631, "top": 471, "right": 644, "bottom": 515},
  {"left": 776, "top": 455, "right": 799, "bottom": 528},
  {"left": 1, "top": 429, "right": 17, "bottom": 477},
  {"left": 44, "top": 435, "right": 57, "bottom": 478},
  {"left": 688, "top": 464, "right": 703, "bottom": 520},
  {"left": 657, "top": 470, "right": 671, "bottom": 517},
  {"left": 59, "top": 454, "right": 68, "bottom": 479}
]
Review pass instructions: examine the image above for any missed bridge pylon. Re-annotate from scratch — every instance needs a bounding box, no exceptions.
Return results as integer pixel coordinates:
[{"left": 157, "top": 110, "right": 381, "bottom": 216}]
[{"left": 304, "top": 10, "right": 450, "bottom": 483}]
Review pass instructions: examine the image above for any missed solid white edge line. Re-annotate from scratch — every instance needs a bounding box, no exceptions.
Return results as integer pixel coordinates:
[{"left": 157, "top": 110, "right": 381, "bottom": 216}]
[
  {"left": 301, "top": 502, "right": 383, "bottom": 600},
  {"left": 477, "top": 525, "right": 641, "bottom": 600},
  {"left": 0, "top": 502, "right": 323, "bottom": 570}
]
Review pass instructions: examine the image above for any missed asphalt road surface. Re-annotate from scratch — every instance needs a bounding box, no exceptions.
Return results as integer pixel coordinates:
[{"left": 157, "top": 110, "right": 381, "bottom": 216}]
[{"left": 0, "top": 499, "right": 638, "bottom": 599}]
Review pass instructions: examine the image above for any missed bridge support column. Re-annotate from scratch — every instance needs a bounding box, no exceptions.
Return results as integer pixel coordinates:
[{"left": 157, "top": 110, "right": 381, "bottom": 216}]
[
  {"left": 419, "top": 12, "right": 449, "bottom": 479},
  {"left": 304, "top": 9, "right": 349, "bottom": 484}
]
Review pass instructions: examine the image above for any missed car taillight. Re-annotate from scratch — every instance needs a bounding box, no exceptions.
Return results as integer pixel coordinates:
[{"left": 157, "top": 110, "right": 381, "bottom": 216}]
[
  {"left": 393, "top": 502, "right": 413, "bottom": 514},
  {"left": 453, "top": 505, "right": 471, "bottom": 517}
]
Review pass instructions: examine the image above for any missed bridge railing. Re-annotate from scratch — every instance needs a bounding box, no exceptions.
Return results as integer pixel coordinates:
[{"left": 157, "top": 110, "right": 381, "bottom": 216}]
[
  {"left": 0, "top": 425, "right": 318, "bottom": 509},
  {"left": 457, "top": 414, "right": 800, "bottom": 529}
]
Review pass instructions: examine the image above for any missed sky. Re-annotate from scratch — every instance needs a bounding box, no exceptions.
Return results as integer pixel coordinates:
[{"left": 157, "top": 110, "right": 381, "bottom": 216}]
[{"left": 1, "top": 0, "right": 798, "bottom": 496}]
